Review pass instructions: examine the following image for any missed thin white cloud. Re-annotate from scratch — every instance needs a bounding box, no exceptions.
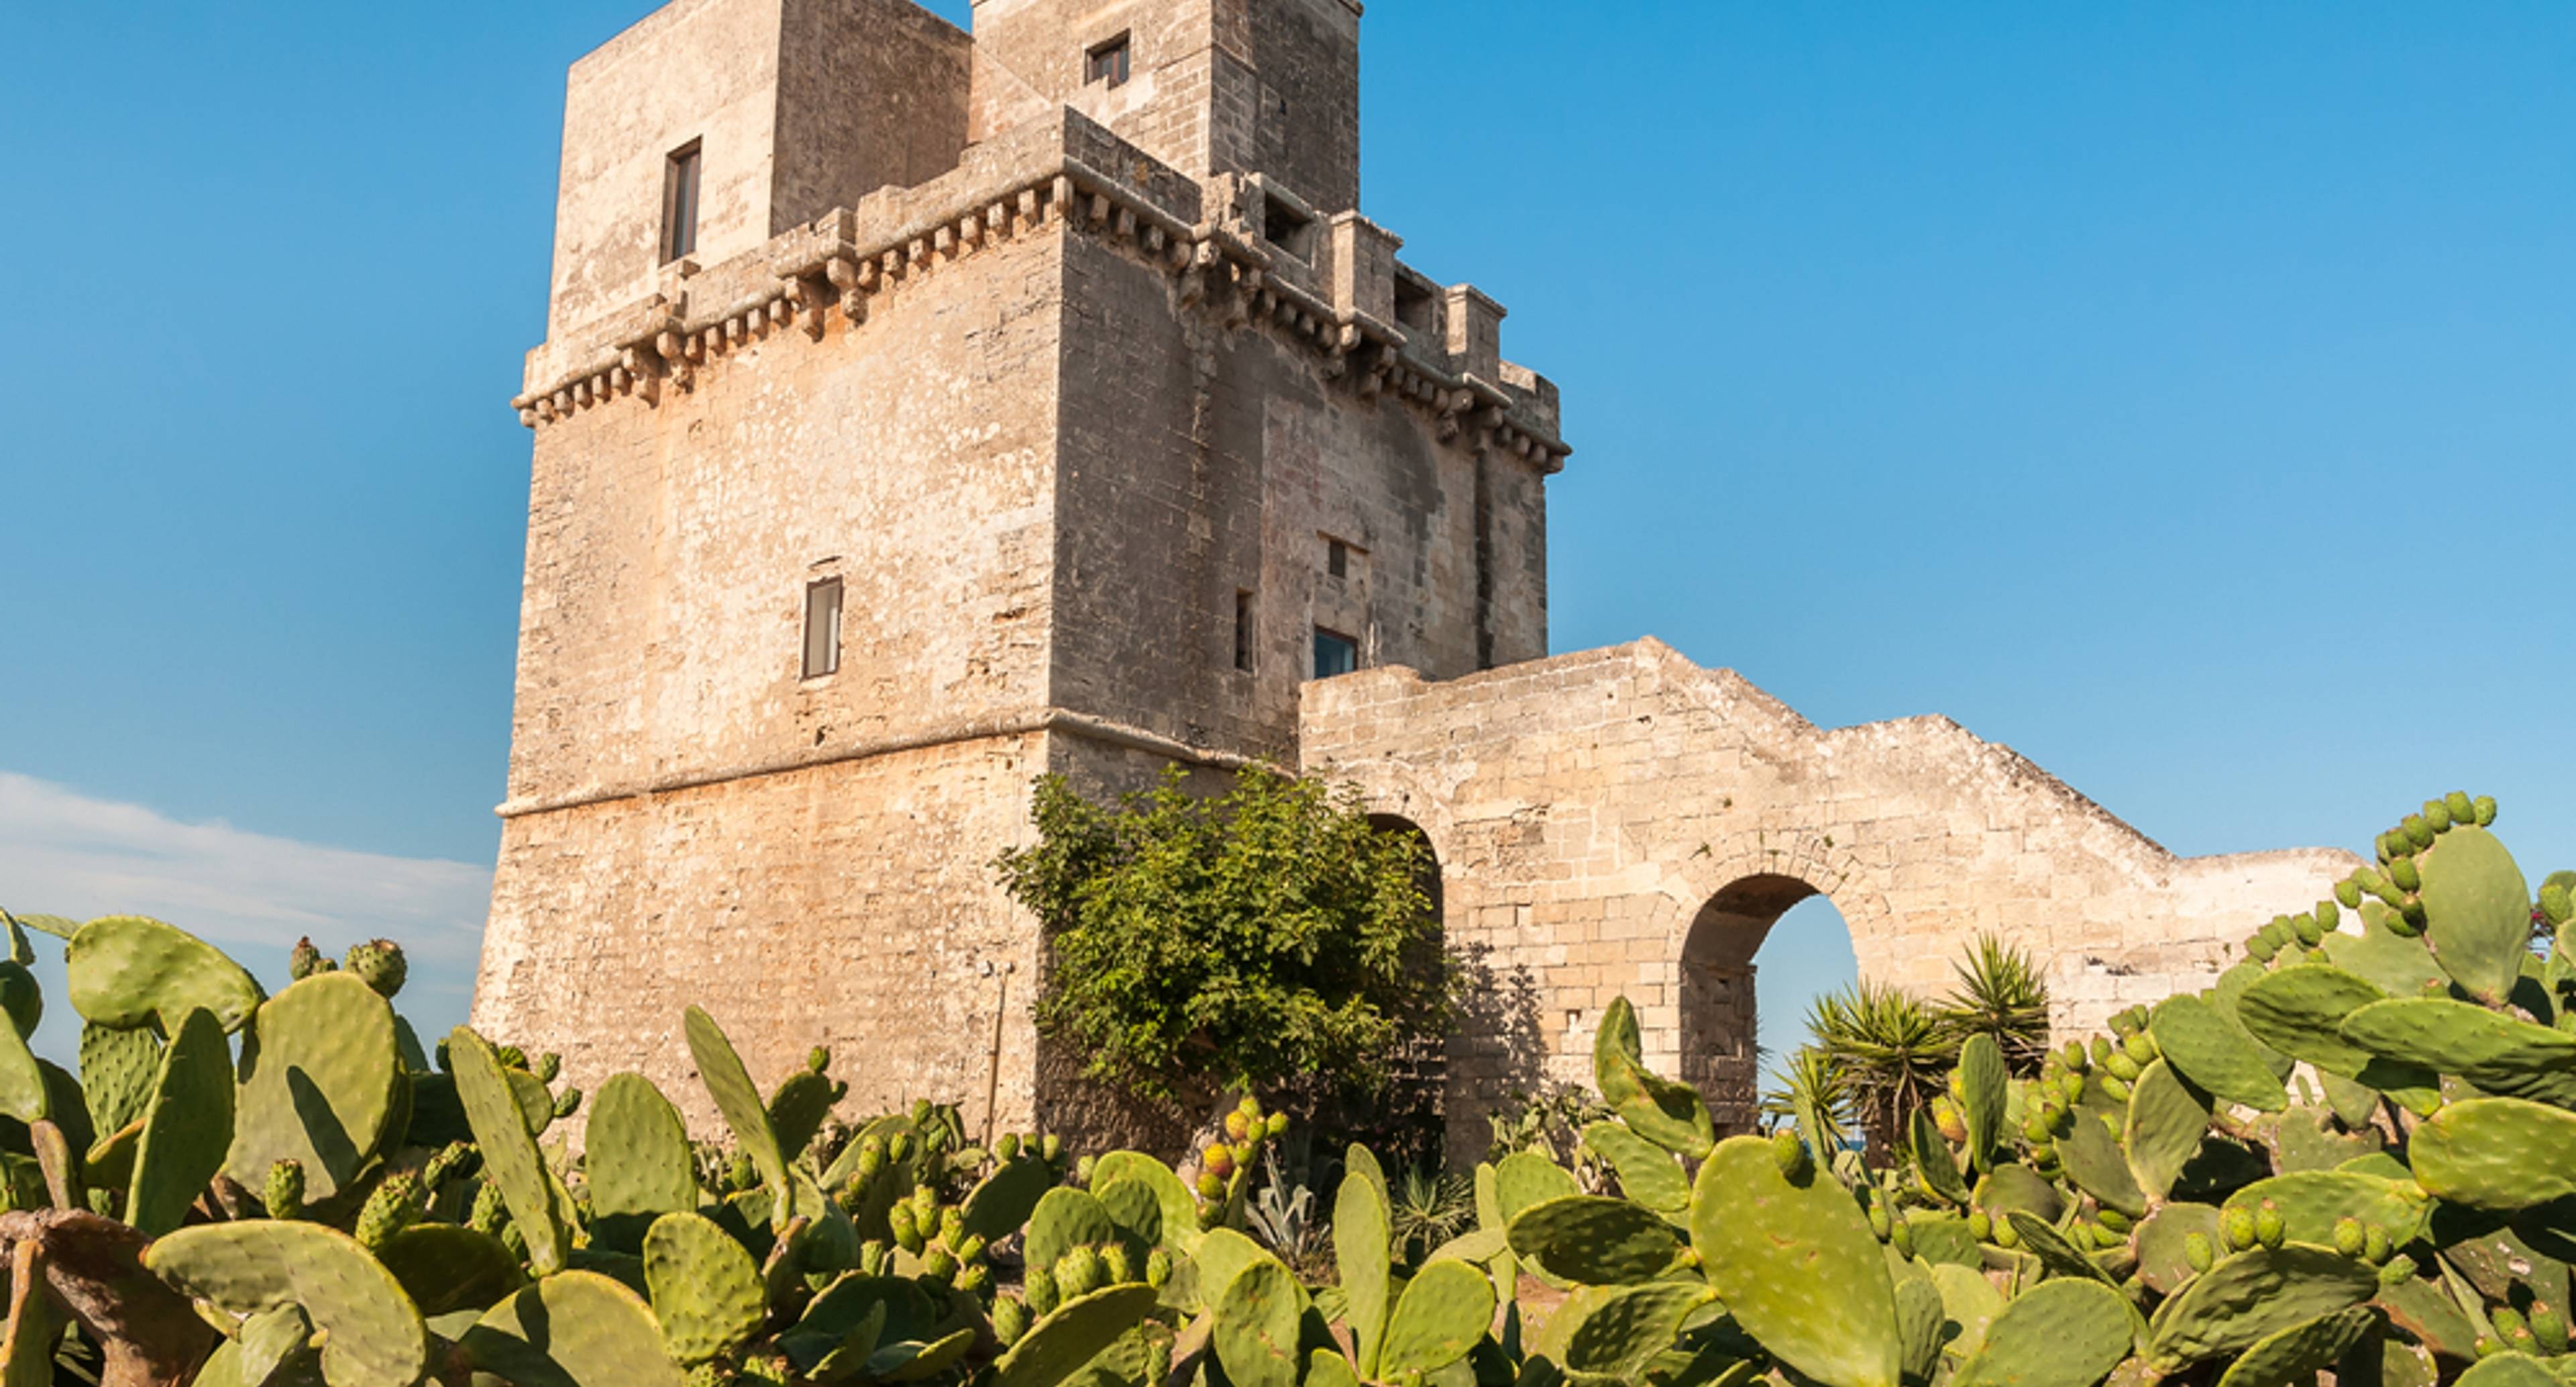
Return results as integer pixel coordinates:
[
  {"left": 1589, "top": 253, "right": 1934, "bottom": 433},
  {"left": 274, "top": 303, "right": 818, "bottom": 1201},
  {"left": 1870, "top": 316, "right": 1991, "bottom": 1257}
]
[{"left": 0, "top": 771, "right": 488, "bottom": 1057}]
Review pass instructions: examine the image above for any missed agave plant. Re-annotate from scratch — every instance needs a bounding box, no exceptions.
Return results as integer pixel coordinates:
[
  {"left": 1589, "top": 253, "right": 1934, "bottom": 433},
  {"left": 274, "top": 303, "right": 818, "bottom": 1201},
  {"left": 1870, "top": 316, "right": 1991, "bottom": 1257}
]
[
  {"left": 1759, "top": 1043, "right": 1855, "bottom": 1152},
  {"left": 1385, "top": 1163, "right": 1477, "bottom": 1266},
  {"left": 1935, "top": 932, "right": 2051, "bottom": 1075},
  {"left": 1804, "top": 979, "right": 1952, "bottom": 1152}
]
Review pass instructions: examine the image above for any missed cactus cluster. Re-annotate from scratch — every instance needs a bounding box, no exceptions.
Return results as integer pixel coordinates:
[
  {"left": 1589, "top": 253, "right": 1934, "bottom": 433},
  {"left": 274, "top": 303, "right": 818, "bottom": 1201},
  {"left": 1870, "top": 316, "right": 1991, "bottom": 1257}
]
[{"left": 2, "top": 791, "right": 2573, "bottom": 1387}]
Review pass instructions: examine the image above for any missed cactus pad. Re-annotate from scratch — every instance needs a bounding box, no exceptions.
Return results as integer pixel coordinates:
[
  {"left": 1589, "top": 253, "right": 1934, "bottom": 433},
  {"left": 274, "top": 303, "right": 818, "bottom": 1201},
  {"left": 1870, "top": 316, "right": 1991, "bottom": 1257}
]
[
  {"left": 126, "top": 1006, "right": 234, "bottom": 1237},
  {"left": 2341, "top": 999, "right": 2576, "bottom": 1106},
  {"left": 1691, "top": 1134, "right": 1899, "bottom": 1387},
  {"left": 991, "top": 1284, "right": 1162, "bottom": 1387},
  {"left": 2220, "top": 1171, "right": 2430, "bottom": 1250},
  {"left": 1507, "top": 1195, "right": 1688, "bottom": 1284},
  {"left": 2123, "top": 1060, "right": 2214, "bottom": 1202},
  {"left": 447, "top": 1025, "right": 568, "bottom": 1274},
  {"left": 1959, "top": 1033, "right": 2009, "bottom": 1172},
  {"left": 1088, "top": 1152, "right": 1199, "bottom": 1246},
  {"left": 586, "top": 1072, "right": 697, "bottom": 1251},
  {"left": 147, "top": 1219, "right": 429, "bottom": 1387},
  {"left": 2144, "top": 1244, "right": 2377, "bottom": 1370},
  {"left": 78, "top": 1019, "right": 162, "bottom": 1135},
  {"left": 464, "top": 1270, "right": 688, "bottom": 1387},
  {"left": 1212, "top": 1256, "right": 1303, "bottom": 1387},
  {"left": 372, "top": 1225, "right": 526, "bottom": 1317},
  {"left": 1378, "top": 1256, "right": 1496, "bottom": 1377},
  {"left": 1026, "top": 1186, "right": 1122, "bottom": 1270},
  {"left": 64, "top": 915, "right": 262, "bottom": 1033},
  {"left": 2055, "top": 1110, "right": 2147, "bottom": 1218},
  {"left": 683, "top": 1005, "right": 790, "bottom": 1213},
  {"left": 1334, "top": 1142, "right": 1395, "bottom": 1376},
  {"left": 963, "top": 1155, "right": 1059, "bottom": 1246},
  {"left": 2149, "top": 995, "right": 2290, "bottom": 1113},
  {"left": 1950, "top": 1277, "right": 2137, "bottom": 1387},
  {"left": 2416, "top": 826, "right": 2532, "bottom": 1005},
  {"left": 2408, "top": 1099, "right": 2576, "bottom": 1210},
  {"left": 223, "top": 973, "right": 402, "bottom": 1205},
  {"left": 643, "top": 1212, "right": 767, "bottom": 1366},
  {"left": 2235, "top": 964, "right": 2396, "bottom": 1077},
  {"left": 2132, "top": 1202, "right": 2224, "bottom": 1294},
  {"left": 1538, "top": 1281, "right": 1716, "bottom": 1379},
  {"left": 1581, "top": 1119, "right": 1689, "bottom": 1211},
  {"left": 1593, "top": 997, "right": 1715, "bottom": 1158}
]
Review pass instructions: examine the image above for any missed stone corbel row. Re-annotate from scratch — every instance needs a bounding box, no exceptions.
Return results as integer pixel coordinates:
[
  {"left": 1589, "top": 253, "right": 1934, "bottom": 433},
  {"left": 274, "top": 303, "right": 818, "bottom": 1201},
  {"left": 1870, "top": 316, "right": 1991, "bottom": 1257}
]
[{"left": 512, "top": 160, "right": 1570, "bottom": 471}]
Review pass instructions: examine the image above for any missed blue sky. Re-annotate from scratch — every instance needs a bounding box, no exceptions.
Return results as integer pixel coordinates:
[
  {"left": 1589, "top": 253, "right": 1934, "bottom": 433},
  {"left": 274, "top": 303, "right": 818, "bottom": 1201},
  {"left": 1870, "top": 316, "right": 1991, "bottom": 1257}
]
[{"left": 3, "top": 3, "right": 2569, "bottom": 1067}]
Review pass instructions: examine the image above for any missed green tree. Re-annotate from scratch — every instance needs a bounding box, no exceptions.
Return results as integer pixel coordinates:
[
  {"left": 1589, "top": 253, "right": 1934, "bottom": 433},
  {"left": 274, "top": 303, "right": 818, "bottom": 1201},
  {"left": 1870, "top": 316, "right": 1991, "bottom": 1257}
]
[{"left": 994, "top": 767, "right": 1450, "bottom": 1104}]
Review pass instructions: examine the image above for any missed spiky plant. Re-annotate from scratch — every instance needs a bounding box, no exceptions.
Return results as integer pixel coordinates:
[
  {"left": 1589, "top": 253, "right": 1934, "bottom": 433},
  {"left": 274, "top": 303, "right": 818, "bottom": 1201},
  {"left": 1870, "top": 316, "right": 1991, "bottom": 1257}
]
[
  {"left": 1936, "top": 933, "right": 2051, "bottom": 1076},
  {"left": 1759, "top": 1044, "right": 1856, "bottom": 1154},
  {"left": 1385, "top": 1164, "right": 1477, "bottom": 1267},
  {"left": 1805, "top": 980, "right": 1952, "bottom": 1154}
]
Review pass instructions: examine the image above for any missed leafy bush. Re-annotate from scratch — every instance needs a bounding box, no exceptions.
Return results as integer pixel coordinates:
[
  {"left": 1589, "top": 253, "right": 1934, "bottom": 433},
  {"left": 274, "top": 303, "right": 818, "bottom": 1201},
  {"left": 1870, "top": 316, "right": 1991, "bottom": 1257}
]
[{"left": 994, "top": 767, "right": 1449, "bottom": 1104}]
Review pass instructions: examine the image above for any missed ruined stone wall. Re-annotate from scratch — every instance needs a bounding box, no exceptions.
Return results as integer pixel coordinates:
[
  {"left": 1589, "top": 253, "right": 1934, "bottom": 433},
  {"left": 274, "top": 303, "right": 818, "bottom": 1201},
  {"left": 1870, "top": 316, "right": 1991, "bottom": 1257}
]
[{"left": 1299, "top": 641, "right": 2362, "bottom": 1158}]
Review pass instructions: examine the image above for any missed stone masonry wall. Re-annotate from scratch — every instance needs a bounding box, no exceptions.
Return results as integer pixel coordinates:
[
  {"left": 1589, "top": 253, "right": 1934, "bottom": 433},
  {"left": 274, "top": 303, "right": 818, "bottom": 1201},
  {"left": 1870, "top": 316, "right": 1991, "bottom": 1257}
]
[{"left": 1299, "top": 640, "right": 2363, "bottom": 1158}]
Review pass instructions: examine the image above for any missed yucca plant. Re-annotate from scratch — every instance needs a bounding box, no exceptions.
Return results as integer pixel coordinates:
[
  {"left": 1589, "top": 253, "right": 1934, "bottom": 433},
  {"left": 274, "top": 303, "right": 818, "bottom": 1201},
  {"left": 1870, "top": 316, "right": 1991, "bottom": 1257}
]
[
  {"left": 1804, "top": 979, "right": 1952, "bottom": 1153},
  {"left": 1385, "top": 1164, "right": 1477, "bottom": 1266},
  {"left": 1758, "top": 1043, "right": 1855, "bottom": 1153},
  {"left": 1935, "top": 932, "right": 2051, "bottom": 1075}
]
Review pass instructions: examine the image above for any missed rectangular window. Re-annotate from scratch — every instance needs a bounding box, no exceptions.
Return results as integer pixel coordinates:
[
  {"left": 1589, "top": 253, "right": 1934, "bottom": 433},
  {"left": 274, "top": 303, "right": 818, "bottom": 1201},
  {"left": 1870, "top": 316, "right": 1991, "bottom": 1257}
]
[
  {"left": 1393, "top": 274, "right": 1437, "bottom": 336},
  {"left": 1234, "top": 591, "right": 1256, "bottom": 672},
  {"left": 662, "top": 141, "right": 702, "bottom": 264},
  {"left": 1263, "top": 192, "right": 1316, "bottom": 262},
  {"left": 1313, "top": 626, "right": 1359, "bottom": 679},
  {"left": 1087, "top": 34, "right": 1132, "bottom": 88},
  {"left": 802, "top": 577, "right": 842, "bottom": 679},
  {"left": 1325, "top": 539, "right": 1350, "bottom": 579}
]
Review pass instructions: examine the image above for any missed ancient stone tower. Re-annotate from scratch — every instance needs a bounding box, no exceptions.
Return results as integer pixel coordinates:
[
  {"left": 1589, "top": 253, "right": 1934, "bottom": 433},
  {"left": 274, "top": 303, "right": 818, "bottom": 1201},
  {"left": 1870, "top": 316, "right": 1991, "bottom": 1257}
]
[
  {"left": 477, "top": 0, "right": 2355, "bottom": 1154},
  {"left": 474, "top": 0, "right": 1564, "bottom": 1142}
]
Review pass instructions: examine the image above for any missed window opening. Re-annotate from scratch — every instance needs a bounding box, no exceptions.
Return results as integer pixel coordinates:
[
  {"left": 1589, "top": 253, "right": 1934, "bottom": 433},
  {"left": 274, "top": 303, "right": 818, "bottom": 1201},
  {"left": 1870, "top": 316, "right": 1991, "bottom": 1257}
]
[
  {"left": 1263, "top": 193, "right": 1315, "bottom": 262},
  {"left": 1313, "top": 626, "right": 1359, "bottom": 679},
  {"left": 1326, "top": 539, "right": 1350, "bottom": 579},
  {"left": 803, "top": 577, "right": 843, "bottom": 679},
  {"left": 1234, "top": 591, "right": 1256, "bottom": 672},
  {"left": 1087, "top": 34, "right": 1132, "bottom": 88},
  {"left": 1393, "top": 275, "right": 1437, "bottom": 337},
  {"left": 662, "top": 141, "right": 703, "bottom": 264}
]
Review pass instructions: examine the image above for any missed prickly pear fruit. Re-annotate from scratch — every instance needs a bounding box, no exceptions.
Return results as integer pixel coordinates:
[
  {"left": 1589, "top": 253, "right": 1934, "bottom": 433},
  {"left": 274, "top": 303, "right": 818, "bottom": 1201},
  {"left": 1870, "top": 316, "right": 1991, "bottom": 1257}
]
[
  {"left": 344, "top": 940, "right": 407, "bottom": 999},
  {"left": 265, "top": 1159, "right": 307, "bottom": 1221},
  {"left": 2184, "top": 1231, "right": 2214, "bottom": 1272},
  {"left": 2255, "top": 1201, "right": 2286, "bottom": 1248},
  {"left": 552, "top": 1087, "right": 582, "bottom": 1121},
  {"left": 289, "top": 937, "right": 328, "bottom": 981},
  {"left": 1224, "top": 1109, "right": 1253, "bottom": 1142},
  {"left": 1024, "top": 1262, "right": 1060, "bottom": 1315},
  {"left": 1056, "top": 1244, "right": 1107, "bottom": 1299},
  {"left": 920, "top": 1247, "right": 958, "bottom": 1283},
  {"left": 1195, "top": 1171, "right": 1224, "bottom": 1200},
  {"left": 889, "top": 1202, "right": 924, "bottom": 1254},
  {"left": 2392, "top": 856, "right": 2422, "bottom": 893},
  {"left": 2337, "top": 878, "right": 2365, "bottom": 910},
  {"left": 1934, "top": 1097, "right": 1968, "bottom": 1144},
  {"left": 1969, "top": 1210, "right": 1992, "bottom": 1241},
  {"left": 356, "top": 1172, "right": 425, "bottom": 1252},
  {"left": 533, "top": 1052, "right": 561, "bottom": 1083},
  {"left": 888, "top": 1133, "right": 914, "bottom": 1163},
  {"left": 1771, "top": 1129, "right": 1809, "bottom": 1178},
  {"left": 2331, "top": 1217, "right": 2365, "bottom": 1257},
  {"left": 1042, "top": 1133, "right": 1063, "bottom": 1162},
  {"left": 994, "top": 1296, "right": 1030, "bottom": 1347},
  {"left": 996, "top": 1133, "right": 1020, "bottom": 1162},
  {"left": 469, "top": 1180, "right": 508, "bottom": 1234},
  {"left": 2530, "top": 1303, "right": 2567, "bottom": 1352},
  {"left": 2222, "top": 1205, "right": 2257, "bottom": 1251},
  {"left": 2380, "top": 1254, "right": 2417, "bottom": 1288},
  {"left": 724, "top": 1151, "right": 757, "bottom": 1192},
  {"left": 1203, "top": 1144, "right": 1236, "bottom": 1180}
]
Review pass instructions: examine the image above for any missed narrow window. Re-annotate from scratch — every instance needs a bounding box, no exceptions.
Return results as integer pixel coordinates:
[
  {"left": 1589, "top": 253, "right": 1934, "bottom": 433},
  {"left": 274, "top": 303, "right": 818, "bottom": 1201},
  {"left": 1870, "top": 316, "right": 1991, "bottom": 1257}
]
[
  {"left": 662, "top": 141, "right": 703, "bottom": 264},
  {"left": 1087, "top": 34, "right": 1132, "bottom": 88},
  {"left": 1313, "top": 626, "right": 1359, "bottom": 679},
  {"left": 1325, "top": 539, "right": 1350, "bottom": 580},
  {"left": 1393, "top": 275, "right": 1437, "bottom": 337},
  {"left": 802, "top": 577, "right": 843, "bottom": 679},
  {"left": 1234, "top": 591, "right": 1256, "bottom": 672}
]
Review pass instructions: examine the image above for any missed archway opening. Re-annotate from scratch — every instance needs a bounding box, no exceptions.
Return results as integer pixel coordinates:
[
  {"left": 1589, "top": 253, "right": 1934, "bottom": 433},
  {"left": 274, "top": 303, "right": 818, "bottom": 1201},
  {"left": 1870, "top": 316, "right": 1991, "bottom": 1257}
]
[
  {"left": 1678, "top": 876, "right": 1856, "bottom": 1133},
  {"left": 1360, "top": 814, "right": 1448, "bottom": 1168}
]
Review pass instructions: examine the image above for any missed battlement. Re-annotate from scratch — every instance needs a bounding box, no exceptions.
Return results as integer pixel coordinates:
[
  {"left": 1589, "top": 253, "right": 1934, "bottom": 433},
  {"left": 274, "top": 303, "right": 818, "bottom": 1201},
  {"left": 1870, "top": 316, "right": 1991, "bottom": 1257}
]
[{"left": 517, "top": 108, "right": 1566, "bottom": 467}]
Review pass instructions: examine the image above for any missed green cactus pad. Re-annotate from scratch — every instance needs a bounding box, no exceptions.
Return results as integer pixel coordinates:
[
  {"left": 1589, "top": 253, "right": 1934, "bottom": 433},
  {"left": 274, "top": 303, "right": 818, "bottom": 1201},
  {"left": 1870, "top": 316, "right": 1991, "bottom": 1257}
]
[
  {"left": 1530, "top": 1281, "right": 1716, "bottom": 1380},
  {"left": 1581, "top": 1119, "right": 1689, "bottom": 1211},
  {"left": 2417, "top": 826, "right": 2533, "bottom": 1005},
  {"left": 372, "top": 1225, "right": 526, "bottom": 1317},
  {"left": 765, "top": 1068, "right": 839, "bottom": 1164},
  {"left": 2408, "top": 1099, "right": 2576, "bottom": 1210},
  {"left": 64, "top": 915, "right": 262, "bottom": 1034},
  {"left": 2220, "top": 1171, "right": 2431, "bottom": 1250},
  {"left": 1379, "top": 1256, "right": 1497, "bottom": 1377},
  {"left": 2132, "top": 1202, "right": 2224, "bottom": 1294},
  {"left": 963, "top": 1156, "right": 1059, "bottom": 1245},
  {"left": 1893, "top": 1275, "right": 1944, "bottom": 1386},
  {"left": 586, "top": 1073, "right": 696, "bottom": 1251},
  {"left": 127, "top": 1006, "right": 235, "bottom": 1237},
  {"left": 1494, "top": 1150, "right": 1580, "bottom": 1222},
  {"left": 1026, "top": 1186, "right": 1122, "bottom": 1270},
  {"left": 2453, "top": 1355, "right": 2561, "bottom": 1387},
  {"left": 2235, "top": 964, "right": 2398, "bottom": 1077},
  {"left": 1949, "top": 1277, "right": 2137, "bottom": 1387},
  {"left": 2341, "top": 999, "right": 2576, "bottom": 1107},
  {"left": 223, "top": 973, "right": 403, "bottom": 1205},
  {"left": 464, "top": 1270, "right": 688, "bottom": 1387},
  {"left": 1212, "top": 1256, "right": 1303, "bottom": 1387},
  {"left": 1507, "top": 1195, "right": 1688, "bottom": 1284},
  {"left": 682, "top": 1005, "right": 790, "bottom": 1212},
  {"left": 1593, "top": 997, "right": 1715, "bottom": 1158},
  {"left": 2123, "top": 1060, "right": 2214, "bottom": 1202},
  {"left": 0, "top": 1001, "right": 50, "bottom": 1125},
  {"left": 1908, "top": 1108, "right": 1972, "bottom": 1207},
  {"left": 1931, "top": 1262, "right": 2006, "bottom": 1362},
  {"left": 2373, "top": 1276, "right": 2480, "bottom": 1362},
  {"left": 1998, "top": 1211, "right": 2114, "bottom": 1286},
  {"left": 79, "top": 1019, "right": 163, "bottom": 1135},
  {"left": 1958, "top": 1033, "right": 2009, "bottom": 1172},
  {"left": 1095, "top": 1177, "right": 1166, "bottom": 1251},
  {"left": 642, "top": 1212, "right": 767, "bottom": 1366},
  {"left": 1089, "top": 1152, "right": 1199, "bottom": 1247},
  {"left": 1900, "top": 1211, "right": 1979, "bottom": 1267},
  {"left": 2150, "top": 994, "right": 2290, "bottom": 1113},
  {"left": 1335, "top": 1142, "right": 1395, "bottom": 1376},
  {"left": 2144, "top": 1244, "right": 2377, "bottom": 1370},
  {"left": 1973, "top": 1164, "right": 2065, "bottom": 1223},
  {"left": 2055, "top": 1111, "right": 2147, "bottom": 1219},
  {"left": 991, "top": 1284, "right": 1163, "bottom": 1387},
  {"left": 447, "top": 1025, "right": 568, "bottom": 1274},
  {"left": 2208, "top": 1305, "right": 2377, "bottom": 1387},
  {"left": 147, "top": 1219, "right": 429, "bottom": 1387},
  {"left": 1691, "top": 1134, "right": 1899, "bottom": 1387},
  {"left": 2320, "top": 907, "right": 2449, "bottom": 999}
]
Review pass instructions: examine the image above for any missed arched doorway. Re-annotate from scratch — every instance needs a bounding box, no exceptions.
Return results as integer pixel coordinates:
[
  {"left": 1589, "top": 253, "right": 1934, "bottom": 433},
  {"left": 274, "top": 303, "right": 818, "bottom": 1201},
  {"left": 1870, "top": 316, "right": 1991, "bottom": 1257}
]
[
  {"left": 1364, "top": 814, "right": 1449, "bottom": 1166},
  {"left": 1678, "top": 875, "right": 1854, "bottom": 1133}
]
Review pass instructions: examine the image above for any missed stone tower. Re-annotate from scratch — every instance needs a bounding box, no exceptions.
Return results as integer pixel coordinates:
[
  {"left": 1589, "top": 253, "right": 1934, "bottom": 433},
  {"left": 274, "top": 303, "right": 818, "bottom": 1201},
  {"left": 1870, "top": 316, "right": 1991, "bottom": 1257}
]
[{"left": 472, "top": 0, "right": 1567, "bottom": 1142}]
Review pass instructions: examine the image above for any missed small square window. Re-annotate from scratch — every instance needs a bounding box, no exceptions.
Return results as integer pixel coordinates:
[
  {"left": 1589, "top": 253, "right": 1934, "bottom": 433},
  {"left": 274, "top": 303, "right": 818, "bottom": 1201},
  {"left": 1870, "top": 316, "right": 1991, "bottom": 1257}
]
[
  {"left": 803, "top": 577, "right": 843, "bottom": 679},
  {"left": 662, "top": 140, "right": 702, "bottom": 264},
  {"left": 1263, "top": 193, "right": 1315, "bottom": 262},
  {"left": 1313, "top": 627, "right": 1358, "bottom": 679},
  {"left": 1234, "top": 591, "right": 1255, "bottom": 673},
  {"left": 1087, "top": 34, "right": 1132, "bottom": 88}
]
